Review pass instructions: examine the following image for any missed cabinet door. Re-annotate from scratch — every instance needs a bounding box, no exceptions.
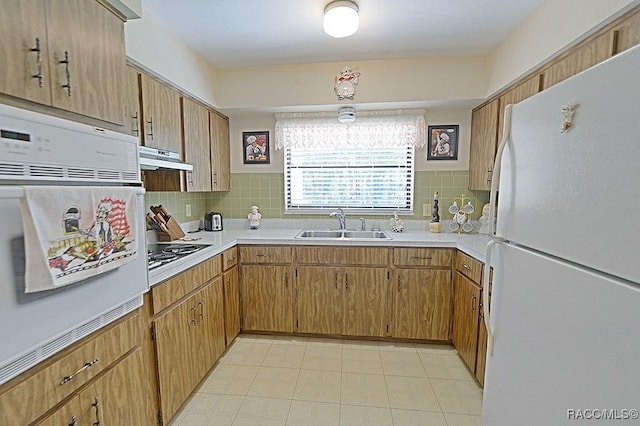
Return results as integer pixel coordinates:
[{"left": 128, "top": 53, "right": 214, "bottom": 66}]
[
  {"left": 76, "top": 348, "right": 152, "bottom": 425},
  {"left": 0, "top": 0, "right": 52, "bottom": 105},
  {"left": 153, "top": 294, "right": 199, "bottom": 421},
  {"left": 140, "top": 74, "right": 181, "bottom": 152},
  {"left": 497, "top": 75, "right": 540, "bottom": 143},
  {"left": 123, "top": 65, "right": 141, "bottom": 138},
  {"left": 296, "top": 266, "right": 343, "bottom": 334},
  {"left": 210, "top": 111, "right": 231, "bottom": 191},
  {"left": 223, "top": 266, "right": 240, "bottom": 345},
  {"left": 343, "top": 267, "right": 389, "bottom": 337},
  {"left": 195, "top": 278, "right": 225, "bottom": 376},
  {"left": 469, "top": 99, "right": 499, "bottom": 191},
  {"left": 393, "top": 269, "right": 452, "bottom": 340},
  {"left": 451, "top": 272, "right": 482, "bottom": 371},
  {"left": 35, "top": 397, "right": 81, "bottom": 426},
  {"left": 183, "top": 98, "right": 212, "bottom": 192},
  {"left": 241, "top": 265, "right": 293, "bottom": 332},
  {"left": 543, "top": 32, "right": 614, "bottom": 90},
  {"left": 46, "top": 0, "right": 125, "bottom": 124}
]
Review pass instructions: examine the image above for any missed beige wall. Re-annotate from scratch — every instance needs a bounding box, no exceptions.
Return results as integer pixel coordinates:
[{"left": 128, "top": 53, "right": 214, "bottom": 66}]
[
  {"left": 486, "top": 0, "right": 639, "bottom": 95},
  {"left": 124, "top": 8, "right": 219, "bottom": 106}
]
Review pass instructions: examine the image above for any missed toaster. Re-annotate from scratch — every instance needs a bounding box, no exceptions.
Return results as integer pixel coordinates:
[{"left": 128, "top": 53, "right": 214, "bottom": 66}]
[{"left": 204, "top": 212, "right": 223, "bottom": 231}]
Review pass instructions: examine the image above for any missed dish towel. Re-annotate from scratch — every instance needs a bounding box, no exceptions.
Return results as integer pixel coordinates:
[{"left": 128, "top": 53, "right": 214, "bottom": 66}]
[{"left": 20, "top": 186, "right": 139, "bottom": 293}]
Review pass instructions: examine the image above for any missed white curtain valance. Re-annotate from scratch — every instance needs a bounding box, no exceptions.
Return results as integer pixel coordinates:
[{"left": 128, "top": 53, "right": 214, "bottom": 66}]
[{"left": 274, "top": 109, "right": 426, "bottom": 150}]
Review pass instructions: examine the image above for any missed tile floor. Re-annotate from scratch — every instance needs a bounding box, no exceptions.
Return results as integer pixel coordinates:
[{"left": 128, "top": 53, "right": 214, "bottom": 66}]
[{"left": 169, "top": 334, "right": 483, "bottom": 426}]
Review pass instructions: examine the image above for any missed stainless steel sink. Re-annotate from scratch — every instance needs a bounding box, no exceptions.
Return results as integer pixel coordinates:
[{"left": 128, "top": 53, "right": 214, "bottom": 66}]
[{"left": 296, "top": 230, "right": 391, "bottom": 239}]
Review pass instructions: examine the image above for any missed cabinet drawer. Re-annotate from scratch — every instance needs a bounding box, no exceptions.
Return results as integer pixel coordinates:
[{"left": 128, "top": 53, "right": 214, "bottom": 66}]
[
  {"left": 239, "top": 246, "right": 292, "bottom": 264},
  {"left": 222, "top": 246, "right": 238, "bottom": 271},
  {"left": 296, "top": 246, "right": 389, "bottom": 266},
  {"left": 152, "top": 255, "right": 222, "bottom": 314},
  {"left": 393, "top": 248, "right": 453, "bottom": 268},
  {"left": 0, "top": 312, "right": 140, "bottom": 425},
  {"left": 455, "top": 251, "right": 483, "bottom": 284}
]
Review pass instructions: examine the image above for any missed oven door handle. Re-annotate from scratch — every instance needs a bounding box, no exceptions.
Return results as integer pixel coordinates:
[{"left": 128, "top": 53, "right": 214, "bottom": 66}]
[{"left": 0, "top": 186, "right": 146, "bottom": 200}]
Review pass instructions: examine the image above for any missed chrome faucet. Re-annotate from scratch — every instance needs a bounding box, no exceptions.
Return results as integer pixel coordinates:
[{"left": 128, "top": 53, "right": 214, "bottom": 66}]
[{"left": 329, "top": 208, "right": 346, "bottom": 229}]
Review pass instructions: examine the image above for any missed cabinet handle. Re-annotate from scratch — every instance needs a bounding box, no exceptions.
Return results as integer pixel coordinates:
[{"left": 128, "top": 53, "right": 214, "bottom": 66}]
[
  {"left": 198, "top": 300, "right": 204, "bottom": 320},
  {"left": 412, "top": 256, "right": 432, "bottom": 260},
  {"left": 213, "top": 172, "right": 218, "bottom": 186},
  {"left": 59, "top": 50, "right": 71, "bottom": 97},
  {"left": 398, "top": 274, "right": 401, "bottom": 292},
  {"left": 487, "top": 167, "right": 493, "bottom": 184},
  {"left": 345, "top": 273, "right": 349, "bottom": 290},
  {"left": 29, "top": 37, "right": 44, "bottom": 88},
  {"left": 471, "top": 295, "right": 477, "bottom": 312},
  {"left": 146, "top": 117, "right": 154, "bottom": 140},
  {"left": 284, "top": 273, "right": 289, "bottom": 289},
  {"left": 187, "top": 170, "right": 194, "bottom": 188},
  {"left": 60, "top": 358, "right": 99, "bottom": 385},
  {"left": 190, "top": 305, "right": 197, "bottom": 325},
  {"left": 132, "top": 112, "right": 139, "bottom": 135},
  {"left": 335, "top": 272, "right": 339, "bottom": 289},
  {"left": 462, "top": 263, "right": 472, "bottom": 270},
  {"left": 91, "top": 397, "right": 100, "bottom": 425}
]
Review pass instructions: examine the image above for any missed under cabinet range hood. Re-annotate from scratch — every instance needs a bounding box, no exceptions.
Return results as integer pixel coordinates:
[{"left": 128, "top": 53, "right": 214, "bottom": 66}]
[{"left": 139, "top": 146, "right": 193, "bottom": 171}]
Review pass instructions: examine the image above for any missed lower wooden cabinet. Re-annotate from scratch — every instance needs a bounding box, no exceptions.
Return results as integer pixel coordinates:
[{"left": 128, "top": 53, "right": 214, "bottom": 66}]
[
  {"left": 452, "top": 272, "right": 482, "bottom": 370},
  {"left": 153, "top": 278, "right": 225, "bottom": 422},
  {"left": 295, "top": 266, "right": 389, "bottom": 337},
  {"left": 392, "top": 269, "right": 452, "bottom": 340},
  {"left": 223, "top": 265, "right": 240, "bottom": 345},
  {"left": 241, "top": 264, "right": 294, "bottom": 333}
]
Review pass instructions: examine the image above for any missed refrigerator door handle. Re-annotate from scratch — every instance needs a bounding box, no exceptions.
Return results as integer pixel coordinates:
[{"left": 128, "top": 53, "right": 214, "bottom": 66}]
[
  {"left": 488, "top": 104, "right": 513, "bottom": 238},
  {"left": 484, "top": 238, "right": 505, "bottom": 355}
]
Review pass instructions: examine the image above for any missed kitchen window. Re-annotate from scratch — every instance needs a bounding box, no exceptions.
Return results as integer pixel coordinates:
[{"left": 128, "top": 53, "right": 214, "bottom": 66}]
[{"left": 276, "top": 110, "right": 425, "bottom": 215}]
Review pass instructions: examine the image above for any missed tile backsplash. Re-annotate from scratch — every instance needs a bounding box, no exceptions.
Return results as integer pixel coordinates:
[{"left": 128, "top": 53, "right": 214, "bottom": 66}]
[{"left": 143, "top": 171, "right": 489, "bottom": 224}]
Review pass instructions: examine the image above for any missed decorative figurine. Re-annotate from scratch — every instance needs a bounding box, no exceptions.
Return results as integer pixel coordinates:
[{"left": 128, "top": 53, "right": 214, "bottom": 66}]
[
  {"left": 478, "top": 203, "right": 491, "bottom": 234},
  {"left": 389, "top": 213, "right": 404, "bottom": 232},
  {"left": 248, "top": 205, "right": 261, "bottom": 230},
  {"left": 334, "top": 66, "right": 360, "bottom": 101},
  {"left": 561, "top": 102, "right": 577, "bottom": 133},
  {"left": 429, "top": 192, "right": 442, "bottom": 233}
]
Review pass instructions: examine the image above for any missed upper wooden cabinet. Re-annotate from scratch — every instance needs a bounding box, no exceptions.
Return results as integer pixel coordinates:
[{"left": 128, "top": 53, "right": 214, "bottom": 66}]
[
  {"left": 210, "top": 111, "right": 231, "bottom": 191},
  {"left": 543, "top": 32, "right": 615, "bottom": 90},
  {"left": 497, "top": 75, "right": 540, "bottom": 143},
  {"left": 123, "top": 65, "right": 141, "bottom": 138},
  {"left": 0, "top": 0, "right": 126, "bottom": 125},
  {"left": 613, "top": 8, "right": 640, "bottom": 54},
  {"left": 469, "top": 99, "right": 499, "bottom": 191},
  {"left": 182, "top": 97, "right": 212, "bottom": 192},
  {"left": 140, "top": 74, "right": 181, "bottom": 153}
]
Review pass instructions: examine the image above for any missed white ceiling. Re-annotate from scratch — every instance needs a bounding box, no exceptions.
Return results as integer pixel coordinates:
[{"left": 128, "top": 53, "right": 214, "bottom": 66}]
[{"left": 142, "top": 0, "right": 544, "bottom": 69}]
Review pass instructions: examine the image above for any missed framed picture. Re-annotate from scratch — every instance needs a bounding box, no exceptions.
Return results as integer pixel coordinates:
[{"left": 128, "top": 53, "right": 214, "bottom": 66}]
[
  {"left": 427, "top": 125, "right": 459, "bottom": 161},
  {"left": 243, "top": 131, "right": 270, "bottom": 164}
]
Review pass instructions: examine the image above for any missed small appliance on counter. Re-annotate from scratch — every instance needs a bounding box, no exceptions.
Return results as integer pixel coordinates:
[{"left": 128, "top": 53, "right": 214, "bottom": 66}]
[{"left": 204, "top": 212, "right": 223, "bottom": 231}]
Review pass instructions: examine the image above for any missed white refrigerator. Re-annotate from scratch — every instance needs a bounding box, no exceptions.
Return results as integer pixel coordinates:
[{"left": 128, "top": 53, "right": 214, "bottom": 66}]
[{"left": 482, "top": 45, "right": 640, "bottom": 425}]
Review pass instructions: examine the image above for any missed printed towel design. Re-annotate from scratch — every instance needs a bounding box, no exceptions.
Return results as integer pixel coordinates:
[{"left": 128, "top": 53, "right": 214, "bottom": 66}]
[{"left": 20, "top": 186, "right": 139, "bottom": 293}]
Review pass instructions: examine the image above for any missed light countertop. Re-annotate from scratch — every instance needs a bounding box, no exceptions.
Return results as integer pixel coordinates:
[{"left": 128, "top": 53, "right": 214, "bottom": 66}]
[{"left": 148, "top": 224, "right": 491, "bottom": 287}]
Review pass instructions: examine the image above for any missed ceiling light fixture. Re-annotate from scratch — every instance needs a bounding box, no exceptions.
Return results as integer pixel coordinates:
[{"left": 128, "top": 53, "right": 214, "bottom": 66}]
[{"left": 323, "top": 0, "right": 359, "bottom": 38}]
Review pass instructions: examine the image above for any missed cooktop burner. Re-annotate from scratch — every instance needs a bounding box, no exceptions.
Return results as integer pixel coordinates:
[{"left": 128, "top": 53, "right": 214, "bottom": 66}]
[{"left": 147, "top": 243, "right": 211, "bottom": 271}]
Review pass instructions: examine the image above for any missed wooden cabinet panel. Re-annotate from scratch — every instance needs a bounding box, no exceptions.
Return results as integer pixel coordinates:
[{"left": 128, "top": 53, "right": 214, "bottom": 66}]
[
  {"left": 613, "top": 9, "right": 640, "bottom": 54},
  {"left": 296, "top": 266, "right": 343, "bottom": 335},
  {"left": 222, "top": 246, "right": 238, "bottom": 271},
  {"left": 0, "top": 0, "right": 52, "bottom": 106},
  {"left": 241, "top": 264, "right": 293, "bottom": 332},
  {"left": 152, "top": 256, "right": 221, "bottom": 314},
  {"left": 183, "top": 97, "right": 212, "bottom": 192},
  {"left": 123, "top": 65, "right": 141, "bottom": 138},
  {"left": 0, "top": 313, "right": 140, "bottom": 425},
  {"left": 296, "top": 246, "right": 388, "bottom": 266},
  {"left": 210, "top": 111, "right": 231, "bottom": 191},
  {"left": 223, "top": 266, "right": 240, "bottom": 345},
  {"left": 35, "top": 396, "right": 81, "bottom": 425},
  {"left": 46, "top": 0, "right": 125, "bottom": 125},
  {"left": 497, "top": 75, "right": 541, "bottom": 143},
  {"left": 543, "top": 32, "right": 615, "bottom": 90},
  {"left": 452, "top": 272, "right": 482, "bottom": 371},
  {"left": 454, "top": 251, "right": 483, "bottom": 284},
  {"left": 392, "top": 248, "right": 452, "bottom": 268},
  {"left": 343, "top": 267, "right": 389, "bottom": 337},
  {"left": 393, "top": 269, "right": 452, "bottom": 340},
  {"left": 140, "top": 74, "right": 181, "bottom": 152},
  {"left": 469, "top": 99, "right": 499, "bottom": 191},
  {"left": 194, "top": 278, "right": 225, "bottom": 376},
  {"left": 240, "top": 245, "right": 292, "bottom": 264}
]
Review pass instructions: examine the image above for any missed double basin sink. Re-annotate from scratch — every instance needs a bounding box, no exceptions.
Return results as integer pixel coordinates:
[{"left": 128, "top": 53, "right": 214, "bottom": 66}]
[{"left": 296, "top": 229, "right": 391, "bottom": 240}]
